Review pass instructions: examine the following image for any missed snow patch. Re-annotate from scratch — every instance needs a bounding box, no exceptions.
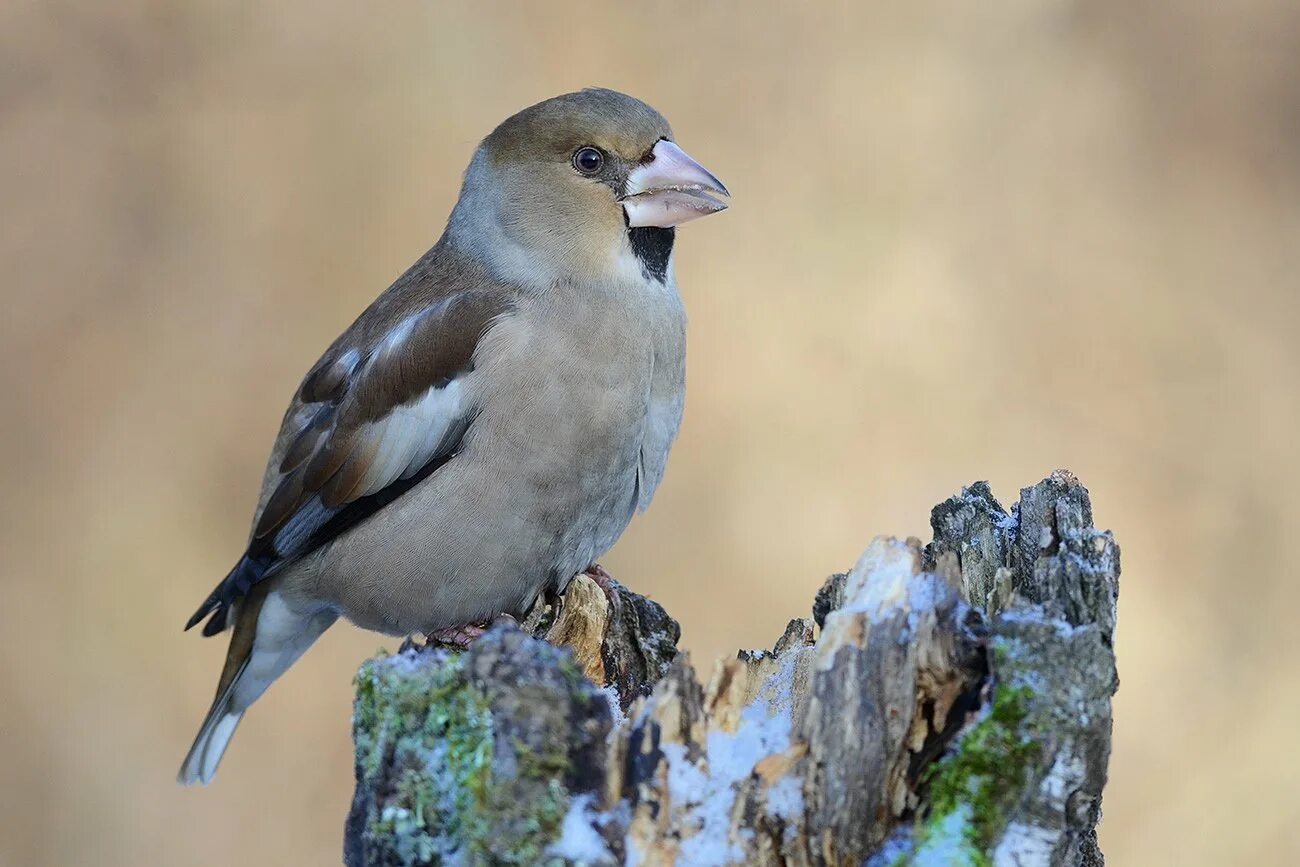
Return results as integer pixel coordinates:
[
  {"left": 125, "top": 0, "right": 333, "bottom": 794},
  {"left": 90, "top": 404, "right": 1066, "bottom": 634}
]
[
  {"left": 996, "top": 607, "right": 1086, "bottom": 639},
  {"left": 993, "top": 821, "right": 1058, "bottom": 865},
  {"left": 903, "top": 573, "right": 956, "bottom": 638},
  {"left": 766, "top": 775, "right": 803, "bottom": 820},
  {"left": 912, "top": 805, "right": 979, "bottom": 866},
  {"left": 1038, "top": 752, "right": 1084, "bottom": 808},
  {"left": 653, "top": 651, "right": 799, "bottom": 866},
  {"left": 374, "top": 645, "right": 450, "bottom": 675},
  {"left": 865, "top": 830, "right": 914, "bottom": 866},
  {"left": 547, "top": 795, "right": 611, "bottom": 864},
  {"left": 600, "top": 684, "right": 626, "bottom": 731}
]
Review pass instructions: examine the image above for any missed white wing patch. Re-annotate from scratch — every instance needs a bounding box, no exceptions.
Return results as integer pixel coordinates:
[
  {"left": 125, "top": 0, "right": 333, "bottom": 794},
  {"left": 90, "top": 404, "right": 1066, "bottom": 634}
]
[{"left": 351, "top": 378, "right": 469, "bottom": 497}]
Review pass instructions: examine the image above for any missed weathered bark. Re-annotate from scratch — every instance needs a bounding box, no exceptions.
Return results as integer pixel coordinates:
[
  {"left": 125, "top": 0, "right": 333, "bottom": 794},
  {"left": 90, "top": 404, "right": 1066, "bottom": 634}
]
[{"left": 346, "top": 471, "right": 1119, "bottom": 866}]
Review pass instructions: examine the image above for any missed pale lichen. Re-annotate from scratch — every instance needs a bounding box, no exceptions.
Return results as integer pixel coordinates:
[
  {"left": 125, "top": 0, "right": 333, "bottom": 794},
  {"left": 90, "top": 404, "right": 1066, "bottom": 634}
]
[
  {"left": 353, "top": 650, "right": 496, "bottom": 865},
  {"left": 349, "top": 634, "right": 607, "bottom": 866}
]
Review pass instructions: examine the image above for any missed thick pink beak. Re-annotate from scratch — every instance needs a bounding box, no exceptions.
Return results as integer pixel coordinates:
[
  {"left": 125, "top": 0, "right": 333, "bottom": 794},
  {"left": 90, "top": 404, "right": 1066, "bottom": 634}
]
[{"left": 621, "top": 139, "right": 729, "bottom": 228}]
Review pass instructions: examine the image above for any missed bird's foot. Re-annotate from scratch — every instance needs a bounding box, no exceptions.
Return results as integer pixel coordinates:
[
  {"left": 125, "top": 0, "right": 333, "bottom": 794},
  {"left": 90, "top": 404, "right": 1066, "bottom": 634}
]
[
  {"left": 427, "top": 621, "right": 490, "bottom": 649},
  {"left": 580, "top": 564, "right": 623, "bottom": 616},
  {"left": 582, "top": 563, "right": 616, "bottom": 594},
  {"left": 425, "top": 613, "right": 517, "bottom": 650}
]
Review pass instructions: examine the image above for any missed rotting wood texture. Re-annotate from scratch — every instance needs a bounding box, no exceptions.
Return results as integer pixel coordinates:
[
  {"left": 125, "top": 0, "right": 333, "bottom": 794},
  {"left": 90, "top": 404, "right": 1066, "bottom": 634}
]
[{"left": 346, "top": 470, "right": 1119, "bottom": 866}]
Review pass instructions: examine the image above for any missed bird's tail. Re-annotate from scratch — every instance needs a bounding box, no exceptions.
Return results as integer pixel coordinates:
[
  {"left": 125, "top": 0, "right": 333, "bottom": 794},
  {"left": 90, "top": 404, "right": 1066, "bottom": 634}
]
[
  {"left": 177, "top": 659, "right": 249, "bottom": 785},
  {"left": 178, "top": 582, "right": 269, "bottom": 785},
  {"left": 178, "top": 583, "right": 337, "bottom": 785}
]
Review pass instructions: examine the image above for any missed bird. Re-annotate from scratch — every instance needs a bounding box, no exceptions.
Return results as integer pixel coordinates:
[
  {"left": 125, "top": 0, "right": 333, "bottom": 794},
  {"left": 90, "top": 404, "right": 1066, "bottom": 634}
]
[{"left": 177, "top": 88, "right": 729, "bottom": 785}]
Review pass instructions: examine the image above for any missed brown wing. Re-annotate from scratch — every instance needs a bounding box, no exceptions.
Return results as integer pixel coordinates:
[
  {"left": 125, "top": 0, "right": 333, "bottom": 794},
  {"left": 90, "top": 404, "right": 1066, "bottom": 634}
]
[{"left": 185, "top": 283, "right": 512, "bottom": 634}]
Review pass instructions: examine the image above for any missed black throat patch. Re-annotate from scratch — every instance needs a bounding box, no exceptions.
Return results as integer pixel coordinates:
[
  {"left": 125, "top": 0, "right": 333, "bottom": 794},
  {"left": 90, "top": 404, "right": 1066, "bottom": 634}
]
[{"left": 628, "top": 226, "right": 675, "bottom": 283}]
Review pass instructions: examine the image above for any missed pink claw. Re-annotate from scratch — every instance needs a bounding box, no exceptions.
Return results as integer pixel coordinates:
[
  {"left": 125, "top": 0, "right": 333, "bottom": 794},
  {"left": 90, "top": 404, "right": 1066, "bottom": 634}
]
[
  {"left": 583, "top": 564, "right": 616, "bottom": 593},
  {"left": 427, "top": 622, "right": 488, "bottom": 649}
]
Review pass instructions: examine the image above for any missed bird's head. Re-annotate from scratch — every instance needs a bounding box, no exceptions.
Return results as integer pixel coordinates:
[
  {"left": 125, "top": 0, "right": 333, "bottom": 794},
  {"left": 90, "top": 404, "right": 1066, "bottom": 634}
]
[{"left": 446, "top": 88, "right": 729, "bottom": 287}]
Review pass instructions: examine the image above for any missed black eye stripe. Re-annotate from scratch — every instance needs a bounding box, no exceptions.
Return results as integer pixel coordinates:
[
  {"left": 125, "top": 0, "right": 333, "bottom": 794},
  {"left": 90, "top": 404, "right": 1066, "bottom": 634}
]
[{"left": 573, "top": 146, "right": 604, "bottom": 175}]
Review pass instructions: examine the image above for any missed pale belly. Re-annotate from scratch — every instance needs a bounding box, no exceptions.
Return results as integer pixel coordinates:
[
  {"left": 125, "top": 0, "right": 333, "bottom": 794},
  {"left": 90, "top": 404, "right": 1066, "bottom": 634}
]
[{"left": 286, "top": 371, "right": 649, "bottom": 636}]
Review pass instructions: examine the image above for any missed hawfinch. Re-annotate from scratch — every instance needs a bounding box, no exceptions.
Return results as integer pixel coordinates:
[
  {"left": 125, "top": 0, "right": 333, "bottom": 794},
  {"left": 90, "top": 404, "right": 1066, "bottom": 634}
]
[{"left": 179, "top": 88, "right": 728, "bottom": 784}]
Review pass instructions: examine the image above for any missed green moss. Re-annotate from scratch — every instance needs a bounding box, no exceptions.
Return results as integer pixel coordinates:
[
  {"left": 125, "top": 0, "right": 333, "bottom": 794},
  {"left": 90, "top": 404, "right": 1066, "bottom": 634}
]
[
  {"left": 352, "top": 650, "right": 585, "bottom": 865},
  {"left": 353, "top": 653, "right": 495, "bottom": 865},
  {"left": 482, "top": 773, "right": 570, "bottom": 865},
  {"left": 905, "top": 679, "right": 1040, "bottom": 866}
]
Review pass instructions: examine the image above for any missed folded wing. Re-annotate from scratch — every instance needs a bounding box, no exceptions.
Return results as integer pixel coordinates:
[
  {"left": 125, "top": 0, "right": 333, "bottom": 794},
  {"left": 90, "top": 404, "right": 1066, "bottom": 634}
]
[{"left": 185, "top": 287, "right": 512, "bottom": 635}]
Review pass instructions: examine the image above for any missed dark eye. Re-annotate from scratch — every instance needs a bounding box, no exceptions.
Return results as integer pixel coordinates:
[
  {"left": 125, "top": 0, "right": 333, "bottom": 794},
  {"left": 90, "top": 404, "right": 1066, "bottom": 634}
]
[{"left": 572, "top": 146, "right": 604, "bottom": 175}]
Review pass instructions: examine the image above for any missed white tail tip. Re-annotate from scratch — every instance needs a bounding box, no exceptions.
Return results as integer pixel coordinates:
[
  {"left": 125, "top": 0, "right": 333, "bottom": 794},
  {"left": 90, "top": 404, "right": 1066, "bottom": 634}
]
[{"left": 177, "top": 710, "right": 244, "bottom": 786}]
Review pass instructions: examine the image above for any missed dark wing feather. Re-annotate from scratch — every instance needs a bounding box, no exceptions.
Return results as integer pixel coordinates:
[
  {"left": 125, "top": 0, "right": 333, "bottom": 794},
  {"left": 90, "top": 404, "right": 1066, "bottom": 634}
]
[{"left": 185, "top": 282, "right": 512, "bottom": 634}]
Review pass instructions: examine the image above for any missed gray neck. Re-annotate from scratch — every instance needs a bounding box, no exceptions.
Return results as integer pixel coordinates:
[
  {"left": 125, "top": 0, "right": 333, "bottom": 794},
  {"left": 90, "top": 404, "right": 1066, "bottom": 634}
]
[{"left": 445, "top": 152, "right": 557, "bottom": 290}]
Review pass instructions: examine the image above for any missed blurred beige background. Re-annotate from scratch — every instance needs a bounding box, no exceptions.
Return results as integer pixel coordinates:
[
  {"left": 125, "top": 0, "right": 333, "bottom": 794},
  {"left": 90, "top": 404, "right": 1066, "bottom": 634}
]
[{"left": 4, "top": 1, "right": 1297, "bottom": 864}]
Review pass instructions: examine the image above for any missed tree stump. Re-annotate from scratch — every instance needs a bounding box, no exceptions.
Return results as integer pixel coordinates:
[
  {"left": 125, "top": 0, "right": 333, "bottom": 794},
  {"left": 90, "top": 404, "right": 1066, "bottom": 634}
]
[{"left": 345, "top": 471, "right": 1119, "bottom": 866}]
